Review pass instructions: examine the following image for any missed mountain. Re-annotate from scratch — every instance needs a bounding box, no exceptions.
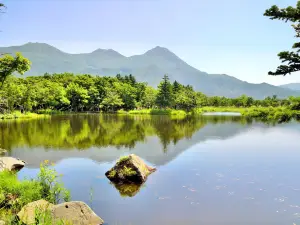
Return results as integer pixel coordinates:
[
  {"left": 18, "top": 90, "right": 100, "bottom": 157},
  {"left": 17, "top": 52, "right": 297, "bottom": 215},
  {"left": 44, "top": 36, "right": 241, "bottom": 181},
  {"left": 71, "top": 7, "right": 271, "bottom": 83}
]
[
  {"left": 1, "top": 42, "right": 299, "bottom": 99},
  {"left": 279, "top": 83, "right": 300, "bottom": 91}
]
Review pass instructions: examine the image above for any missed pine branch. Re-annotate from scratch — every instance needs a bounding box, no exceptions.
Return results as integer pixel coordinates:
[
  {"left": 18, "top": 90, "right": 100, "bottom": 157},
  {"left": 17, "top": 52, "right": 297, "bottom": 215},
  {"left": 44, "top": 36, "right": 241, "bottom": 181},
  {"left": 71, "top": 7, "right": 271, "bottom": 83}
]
[{"left": 264, "top": 4, "right": 300, "bottom": 22}]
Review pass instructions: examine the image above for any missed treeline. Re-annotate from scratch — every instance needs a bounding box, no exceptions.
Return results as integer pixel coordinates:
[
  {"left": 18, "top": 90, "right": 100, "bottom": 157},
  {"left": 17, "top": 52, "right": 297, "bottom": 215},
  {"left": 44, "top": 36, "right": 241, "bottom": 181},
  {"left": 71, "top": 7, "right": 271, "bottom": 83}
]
[{"left": 0, "top": 73, "right": 300, "bottom": 112}]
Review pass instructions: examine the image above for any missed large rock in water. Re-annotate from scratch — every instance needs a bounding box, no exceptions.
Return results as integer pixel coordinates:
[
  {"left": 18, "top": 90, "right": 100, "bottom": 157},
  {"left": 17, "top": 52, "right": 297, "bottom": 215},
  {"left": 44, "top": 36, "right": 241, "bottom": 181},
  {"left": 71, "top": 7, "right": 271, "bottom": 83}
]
[
  {"left": 105, "top": 154, "right": 156, "bottom": 184},
  {"left": 17, "top": 199, "right": 54, "bottom": 225},
  {"left": 0, "top": 157, "right": 26, "bottom": 172},
  {"left": 51, "top": 201, "right": 104, "bottom": 225}
]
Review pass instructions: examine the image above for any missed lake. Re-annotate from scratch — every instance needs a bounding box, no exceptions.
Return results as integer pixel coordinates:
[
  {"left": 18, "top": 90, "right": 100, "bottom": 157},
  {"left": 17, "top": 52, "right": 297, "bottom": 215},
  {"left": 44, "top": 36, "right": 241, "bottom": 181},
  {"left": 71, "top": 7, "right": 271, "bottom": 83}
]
[{"left": 1, "top": 114, "right": 300, "bottom": 225}]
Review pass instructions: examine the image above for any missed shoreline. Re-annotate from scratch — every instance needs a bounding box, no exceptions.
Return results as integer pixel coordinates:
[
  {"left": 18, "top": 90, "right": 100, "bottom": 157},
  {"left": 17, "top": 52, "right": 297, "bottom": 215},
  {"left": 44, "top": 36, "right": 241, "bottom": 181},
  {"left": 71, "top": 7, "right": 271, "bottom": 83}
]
[{"left": 1, "top": 107, "right": 299, "bottom": 123}]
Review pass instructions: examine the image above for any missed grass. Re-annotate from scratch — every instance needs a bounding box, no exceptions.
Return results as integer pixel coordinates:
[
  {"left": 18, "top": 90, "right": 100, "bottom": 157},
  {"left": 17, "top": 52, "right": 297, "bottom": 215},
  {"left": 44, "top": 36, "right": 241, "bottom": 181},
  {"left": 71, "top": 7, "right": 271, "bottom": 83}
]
[
  {"left": 0, "top": 160, "right": 70, "bottom": 224},
  {"left": 117, "top": 155, "right": 130, "bottom": 164},
  {"left": 117, "top": 107, "right": 299, "bottom": 123},
  {"left": 108, "top": 169, "right": 117, "bottom": 178},
  {"left": 117, "top": 109, "right": 187, "bottom": 116},
  {"left": 119, "top": 166, "right": 137, "bottom": 177},
  {"left": 0, "top": 111, "right": 49, "bottom": 120}
]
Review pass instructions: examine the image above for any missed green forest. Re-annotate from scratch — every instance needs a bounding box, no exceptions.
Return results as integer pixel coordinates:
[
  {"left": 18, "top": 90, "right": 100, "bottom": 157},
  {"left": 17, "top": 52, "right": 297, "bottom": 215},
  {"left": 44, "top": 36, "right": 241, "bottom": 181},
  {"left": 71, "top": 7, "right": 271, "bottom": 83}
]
[{"left": 1, "top": 72, "right": 300, "bottom": 114}]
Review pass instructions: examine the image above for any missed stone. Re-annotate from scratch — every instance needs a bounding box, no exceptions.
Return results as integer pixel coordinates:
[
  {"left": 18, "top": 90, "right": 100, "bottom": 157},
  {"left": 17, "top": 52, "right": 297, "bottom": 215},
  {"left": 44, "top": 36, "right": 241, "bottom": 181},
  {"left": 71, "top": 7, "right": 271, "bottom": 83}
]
[
  {"left": 105, "top": 154, "right": 156, "bottom": 184},
  {"left": 0, "top": 157, "right": 26, "bottom": 172},
  {"left": 0, "top": 148, "right": 7, "bottom": 155},
  {"left": 0, "top": 220, "right": 5, "bottom": 225},
  {"left": 51, "top": 201, "right": 104, "bottom": 225},
  {"left": 17, "top": 199, "right": 54, "bottom": 225}
]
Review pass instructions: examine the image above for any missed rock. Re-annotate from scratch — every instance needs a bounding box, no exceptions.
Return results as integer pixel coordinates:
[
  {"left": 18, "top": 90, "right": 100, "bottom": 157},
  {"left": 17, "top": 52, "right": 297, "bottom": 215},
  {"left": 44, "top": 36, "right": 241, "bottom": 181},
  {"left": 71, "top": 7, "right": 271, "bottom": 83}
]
[
  {"left": 105, "top": 154, "right": 156, "bottom": 184},
  {"left": 0, "top": 148, "right": 7, "bottom": 155},
  {"left": 0, "top": 157, "right": 26, "bottom": 172},
  {"left": 0, "top": 220, "right": 5, "bottom": 225},
  {"left": 17, "top": 199, "right": 54, "bottom": 225},
  {"left": 51, "top": 201, "right": 104, "bottom": 225}
]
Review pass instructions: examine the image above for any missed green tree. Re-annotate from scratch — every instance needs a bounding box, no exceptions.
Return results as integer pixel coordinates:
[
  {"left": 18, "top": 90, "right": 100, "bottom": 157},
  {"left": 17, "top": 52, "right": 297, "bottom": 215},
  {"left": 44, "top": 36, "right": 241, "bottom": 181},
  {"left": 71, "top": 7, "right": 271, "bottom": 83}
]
[
  {"left": 66, "top": 83, "right": 89, "bottom": 111},
  {"left": 264, "top": 1, "right": 300, "bottom": 75},
  {"left": 156, "top": 75, "right": 173, "bottom": 108},
  {"left": 0, "top": 53, "right": 31, "bottom": 87},
  {"left": 141, "top": 86, "right": 157, "bottom": 108},
  {"left": 100, "top": 88, "right": 124, "bottom": 111}
]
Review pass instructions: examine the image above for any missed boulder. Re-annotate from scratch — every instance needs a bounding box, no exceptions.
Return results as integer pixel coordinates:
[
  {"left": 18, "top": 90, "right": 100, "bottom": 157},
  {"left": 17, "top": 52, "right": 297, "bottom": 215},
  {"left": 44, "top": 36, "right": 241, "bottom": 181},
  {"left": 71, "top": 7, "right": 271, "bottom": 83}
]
[
  {"left": 0, "top": 157, "right": 26, "bottom": 172},
  {"left": 51, "top": 201, "right": 104, "bottom": 225},
  {"left": 105, "top": 154, "right": 156, "bottom": 184},
  {"left": 0, "top": 148, "right": 7, "bottom": 155},
  {"left": 17, "top": 199, "right": 54, "bottom": 225}
]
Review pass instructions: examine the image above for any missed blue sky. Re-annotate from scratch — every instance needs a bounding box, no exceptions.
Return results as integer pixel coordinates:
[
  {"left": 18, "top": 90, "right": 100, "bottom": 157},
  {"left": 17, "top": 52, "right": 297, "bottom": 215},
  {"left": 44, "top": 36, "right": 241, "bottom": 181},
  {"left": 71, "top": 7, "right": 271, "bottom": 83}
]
[{"left": 1, "top": 0, "right": 300, "bottom": 85}]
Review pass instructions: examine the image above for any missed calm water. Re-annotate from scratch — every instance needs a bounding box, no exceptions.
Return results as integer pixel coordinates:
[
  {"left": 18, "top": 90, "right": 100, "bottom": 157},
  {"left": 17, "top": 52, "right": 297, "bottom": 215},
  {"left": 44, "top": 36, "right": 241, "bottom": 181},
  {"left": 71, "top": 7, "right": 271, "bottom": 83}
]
[{"left": 1, "top": 114, "right": 300, "bottom": 225}]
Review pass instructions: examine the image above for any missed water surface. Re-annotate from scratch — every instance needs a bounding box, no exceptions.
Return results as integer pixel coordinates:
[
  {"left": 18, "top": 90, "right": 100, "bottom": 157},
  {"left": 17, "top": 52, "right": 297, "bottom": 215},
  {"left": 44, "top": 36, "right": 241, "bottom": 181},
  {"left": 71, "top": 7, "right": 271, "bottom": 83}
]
[{"left": 1, "top": 114, "right": 300, "bottom": 225}]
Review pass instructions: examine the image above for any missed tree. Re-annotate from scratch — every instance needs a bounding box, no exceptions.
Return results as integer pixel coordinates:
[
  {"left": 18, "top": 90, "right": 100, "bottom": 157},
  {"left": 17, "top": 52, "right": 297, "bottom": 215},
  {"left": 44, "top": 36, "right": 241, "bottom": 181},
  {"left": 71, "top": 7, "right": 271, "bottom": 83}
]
[
  {"left": 0, "top": 53, "right": 31, "bottom": 87},
  {"left": 156, "top": 75, "right": 173, "bottom": 108},
  {"left": 100, "top": 88, "right": 123, "bottom": 111},
  {"left": 264, "top": 1, "right": 300, "bottom": 75},
  {"left": 66, "top": 83, "right": 89, "bottom": 111},
  {"left": 141, "top": 86, "right": 157, "bottom": 108}
]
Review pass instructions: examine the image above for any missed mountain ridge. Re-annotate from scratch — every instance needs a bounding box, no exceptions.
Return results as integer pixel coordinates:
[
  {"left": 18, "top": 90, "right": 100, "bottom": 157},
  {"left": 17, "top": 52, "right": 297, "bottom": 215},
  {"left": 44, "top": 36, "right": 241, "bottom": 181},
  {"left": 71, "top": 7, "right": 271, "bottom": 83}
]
[
  {"left": 0, "top": 42, "right": 299, "bottom": 99},
  {"left": 279, "top": 83, "right": 300, "bottom": 91}
]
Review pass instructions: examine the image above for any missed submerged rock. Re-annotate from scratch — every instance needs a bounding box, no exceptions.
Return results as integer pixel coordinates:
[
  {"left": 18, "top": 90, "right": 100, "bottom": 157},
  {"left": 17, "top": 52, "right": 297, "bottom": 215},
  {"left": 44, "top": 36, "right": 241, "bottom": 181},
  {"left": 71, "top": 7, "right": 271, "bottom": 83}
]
[
  {"left": 105, "top": 154, "right": 156, "bottom": 184},
  {"left": 17, "top": 199, "right": 54, "bottom": 225},
  {"left": 51, "top": 201, "right": 104, "bottom": 225},
  {"left": 0, "top": 157, "right": 26, "bottom": 172}
]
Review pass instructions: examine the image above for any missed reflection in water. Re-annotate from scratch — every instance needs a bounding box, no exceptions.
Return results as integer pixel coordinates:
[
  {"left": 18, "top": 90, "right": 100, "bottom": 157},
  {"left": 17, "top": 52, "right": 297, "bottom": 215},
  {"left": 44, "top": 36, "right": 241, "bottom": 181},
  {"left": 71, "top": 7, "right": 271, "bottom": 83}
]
[
  {"left": 0, "top": 115, "right": 278, "bottom": 168},
  {"left": 2, "top": 115, "right": 300, "bottom": 225},
  {"left": 0, "top": 114, "right": 252, "bottom": 151},
  {"left": 111, "top": 182, "right": 143, "bottom": 197}
]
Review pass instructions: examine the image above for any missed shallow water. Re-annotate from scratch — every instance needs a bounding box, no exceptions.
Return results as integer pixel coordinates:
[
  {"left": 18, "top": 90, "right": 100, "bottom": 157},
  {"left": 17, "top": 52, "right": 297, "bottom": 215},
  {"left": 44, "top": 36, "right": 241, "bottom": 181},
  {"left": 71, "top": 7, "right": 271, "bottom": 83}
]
[{"left": 1, "top": 114, "right": 300, "bottom": 225}]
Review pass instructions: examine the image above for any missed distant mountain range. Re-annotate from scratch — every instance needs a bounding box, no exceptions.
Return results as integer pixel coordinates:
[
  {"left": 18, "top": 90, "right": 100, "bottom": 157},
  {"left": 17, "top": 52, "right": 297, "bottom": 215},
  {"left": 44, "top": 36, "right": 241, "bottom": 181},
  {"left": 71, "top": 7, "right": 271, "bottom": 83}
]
[
  {"left": 280, "top": 83, "right": 300, "bottom": 91},
  {"left": 1, "top": 42, "right": 299, "bottom": 99}
]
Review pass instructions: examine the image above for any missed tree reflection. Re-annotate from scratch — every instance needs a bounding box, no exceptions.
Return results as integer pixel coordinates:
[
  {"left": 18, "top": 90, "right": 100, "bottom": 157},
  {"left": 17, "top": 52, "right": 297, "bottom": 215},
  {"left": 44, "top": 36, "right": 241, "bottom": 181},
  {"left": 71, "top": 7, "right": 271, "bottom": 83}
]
[{"left": 0, "top": 114, "right": 250, "bottom": 151}]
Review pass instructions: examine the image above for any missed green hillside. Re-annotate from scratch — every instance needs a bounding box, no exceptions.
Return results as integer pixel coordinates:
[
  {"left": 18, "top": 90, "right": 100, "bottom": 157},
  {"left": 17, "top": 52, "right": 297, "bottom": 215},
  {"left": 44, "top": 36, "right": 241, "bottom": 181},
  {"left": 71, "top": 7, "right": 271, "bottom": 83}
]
[{"left": 1, "top": 42, "right": 299, "bottom": 99}]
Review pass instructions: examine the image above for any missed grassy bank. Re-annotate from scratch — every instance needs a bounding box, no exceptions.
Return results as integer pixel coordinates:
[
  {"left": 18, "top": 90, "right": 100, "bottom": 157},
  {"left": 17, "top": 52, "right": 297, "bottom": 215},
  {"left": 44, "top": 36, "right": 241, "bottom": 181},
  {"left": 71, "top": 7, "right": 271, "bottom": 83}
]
[
  {"left": 0, "top": 111, "right": 49, "bottom": 120},
  {"left": 0, "top": 161, "right": 70, "bottom": 224},
  {"left": 117, "top": 107, "right": 300, "bottom": 122}
]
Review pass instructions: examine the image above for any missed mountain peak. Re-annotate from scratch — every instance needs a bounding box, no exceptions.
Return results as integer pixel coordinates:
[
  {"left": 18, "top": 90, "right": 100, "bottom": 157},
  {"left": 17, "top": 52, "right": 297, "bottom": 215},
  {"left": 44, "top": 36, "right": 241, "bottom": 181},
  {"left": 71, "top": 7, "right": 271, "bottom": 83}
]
[
  {"left": 145, "top": 46, "right": 172, "bottom": 55},
  {"left": 91, "top": 48, "right": 125, "bottom": 58},
  {"left": 17, "top": 42, "right": 64, "bottom": 54}
]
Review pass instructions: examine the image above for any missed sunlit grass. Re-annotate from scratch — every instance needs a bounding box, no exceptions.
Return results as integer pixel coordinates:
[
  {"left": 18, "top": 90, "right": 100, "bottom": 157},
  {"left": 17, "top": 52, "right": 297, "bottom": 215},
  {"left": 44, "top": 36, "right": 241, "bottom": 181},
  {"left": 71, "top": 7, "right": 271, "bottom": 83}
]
[{"left": 0, "top": 111, "right": 50, "bottom": 120}]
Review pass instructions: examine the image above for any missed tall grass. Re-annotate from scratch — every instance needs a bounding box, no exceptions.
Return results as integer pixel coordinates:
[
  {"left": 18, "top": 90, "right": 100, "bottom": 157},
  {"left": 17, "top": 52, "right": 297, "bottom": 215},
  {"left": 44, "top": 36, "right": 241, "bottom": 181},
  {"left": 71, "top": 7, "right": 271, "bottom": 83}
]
[{"left": 0, "top": 160, "right": 70, "bottom": 224}]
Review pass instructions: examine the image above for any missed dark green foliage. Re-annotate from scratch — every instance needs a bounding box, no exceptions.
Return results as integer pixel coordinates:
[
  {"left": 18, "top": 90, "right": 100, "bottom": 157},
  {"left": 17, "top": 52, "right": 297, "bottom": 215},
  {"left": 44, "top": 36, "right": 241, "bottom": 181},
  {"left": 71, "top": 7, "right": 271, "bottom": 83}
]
[
  {"left": 0, "top": 73, "right": 299, "bottom": 114},
  {"left": 264, "top": 1, "right": 300, "bottom": 75},
  {"left": 156, "top": 75, "right": 174, "bottom": 108}
]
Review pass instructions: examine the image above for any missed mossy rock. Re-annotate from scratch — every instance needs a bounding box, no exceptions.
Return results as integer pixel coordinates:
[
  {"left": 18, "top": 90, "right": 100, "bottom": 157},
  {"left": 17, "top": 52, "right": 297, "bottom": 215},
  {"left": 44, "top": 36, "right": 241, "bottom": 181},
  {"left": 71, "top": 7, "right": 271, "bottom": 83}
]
[{"left": 105, "top": 154, "right": 156, "bottom": 184}]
